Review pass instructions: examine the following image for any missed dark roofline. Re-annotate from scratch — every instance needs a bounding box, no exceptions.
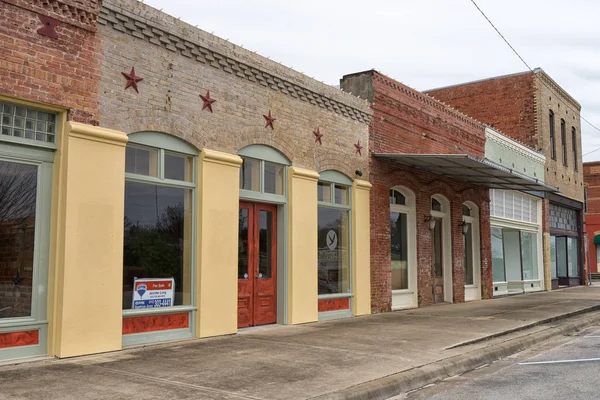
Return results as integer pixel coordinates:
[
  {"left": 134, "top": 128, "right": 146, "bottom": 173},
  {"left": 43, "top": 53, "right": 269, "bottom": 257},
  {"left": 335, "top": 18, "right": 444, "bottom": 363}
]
[{"left": 423, "top": 69, "right": 534, "bottom": 93}]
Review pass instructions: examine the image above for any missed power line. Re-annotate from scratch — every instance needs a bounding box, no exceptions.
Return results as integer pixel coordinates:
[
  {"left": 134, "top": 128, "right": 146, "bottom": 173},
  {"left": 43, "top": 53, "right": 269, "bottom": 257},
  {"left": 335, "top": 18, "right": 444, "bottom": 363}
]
[{"left": 468, "top": 0, "right": 600, "bottom": 156}]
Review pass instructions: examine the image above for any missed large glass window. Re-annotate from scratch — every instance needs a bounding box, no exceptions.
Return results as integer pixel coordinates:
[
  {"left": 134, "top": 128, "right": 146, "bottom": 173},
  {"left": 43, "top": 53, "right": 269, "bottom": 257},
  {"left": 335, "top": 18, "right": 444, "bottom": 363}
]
[
  {"left": 491, "top": 227, "right": 505, "bottom": 282},
  {"left": 123, "top": 140, "right": 196, "bottom": 310},
  {"left": 520, "top": 232, "right": 538, "bottom": 280},
  {"left": 556, "top": 236, "right": 568, "bottom": 277},
  {"left": 464, "top": 222, "right": 474, "bottom": 285},
  {"left": 0, "top": 161, "right": 38, "bottom": 319},
  {"left": 390, "top": 211, "right": 408, "bottom": 290},
  {"left": 318, "top": 177, "right": 351, "bottom": 295},
  {"left": 504, "top": 230, "right": 522, "bottom": 282},
  {"left": 567, "top": 237, "right": 579, "bottom": 278},
  {"left": 550, "top": 236, "right": 557, "bottom": 279}
]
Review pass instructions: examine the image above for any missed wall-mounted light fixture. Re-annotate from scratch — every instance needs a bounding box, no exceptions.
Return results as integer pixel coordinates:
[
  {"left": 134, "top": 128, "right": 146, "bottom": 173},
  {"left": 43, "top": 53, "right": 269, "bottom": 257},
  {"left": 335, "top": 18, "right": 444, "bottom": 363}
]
[
  {"left": 423, "top": 215, "right": 436, "bottom": 231},
  {"left": 458, "top": 219, "right": 469, "bottom": 235},
  {"left": 355, "top": 169, "right": 363, "bottom": 177}
]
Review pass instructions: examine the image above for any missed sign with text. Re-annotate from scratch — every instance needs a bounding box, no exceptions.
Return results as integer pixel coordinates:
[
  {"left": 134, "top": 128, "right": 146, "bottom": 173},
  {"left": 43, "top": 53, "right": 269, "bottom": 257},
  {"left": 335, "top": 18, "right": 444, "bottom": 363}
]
[{"left": 132, "top": 278, "right": 175, "bottom": 309}]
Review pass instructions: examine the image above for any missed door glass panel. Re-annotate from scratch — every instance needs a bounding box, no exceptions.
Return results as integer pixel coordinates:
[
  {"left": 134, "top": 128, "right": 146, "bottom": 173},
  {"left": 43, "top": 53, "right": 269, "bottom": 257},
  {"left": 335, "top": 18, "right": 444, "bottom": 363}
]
[
  {"left": 239, "top": 157, "right": 260, "bottom": 192},
  {"left": 391, "top": 211, "right": 408, "bottom": 290},
  {"left": 491, "top": 227, "right": 505, "bottom": 282},
  {"left": 238, "top": 208, "right": 249, "bottom": 279},
  {"left": 264, "top": 162, "right": 284, "bottom": 195},
  {"left": 503, "top": 230, "right": 522, "bottom": 281},
  {"left": 556, "top": 236, "right": 567, "bottom": 277},
  {"left": 0, "top": 161, "right": 38, "bottom": 319},
  {"left": 567, "top": 237, "right": 579, "bottom": 277},
  {"left": 464, "top": 222, "right": 474, "bottom": 285},
  {"left": 550, "top": 236, "right": 557, "bottom": 279},
  {"left": 258, "top": 210, "right": 272, "bottom": 278},
  {"left": 433, "top": 219, "right": 442, "bottom": 277},
  {"left": 520, "top": 232, "right": 538, "bottom": 280}
]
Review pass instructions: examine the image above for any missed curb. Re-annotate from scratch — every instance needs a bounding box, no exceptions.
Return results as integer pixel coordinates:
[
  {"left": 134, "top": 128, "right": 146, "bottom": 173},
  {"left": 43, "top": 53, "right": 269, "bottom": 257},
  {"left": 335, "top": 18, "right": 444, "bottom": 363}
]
[{"left": 311, "top": 310, "right": 600, "bottom": 400}]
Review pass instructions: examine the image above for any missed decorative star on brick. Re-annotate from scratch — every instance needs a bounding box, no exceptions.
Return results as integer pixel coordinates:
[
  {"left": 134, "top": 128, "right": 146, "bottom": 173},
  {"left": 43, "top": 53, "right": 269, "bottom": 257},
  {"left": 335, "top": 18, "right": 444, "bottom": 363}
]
[
  {"left": 263, "top": 110, "right": 276, "bottom": 130},
  {"left": 37, "top": 15, "right": 59, "bottom": 39},
  {"left": 313, "top": 127, "right": 323, "bottom": 145},
  {"left": 121, "top": 67, "right": 143, "bottom": 93},
  {"left": 354, "top": 139, "right": 363, "bottom": 156},
  {"left": 200, "top": 90, "right": 216, "bottom": 112}
]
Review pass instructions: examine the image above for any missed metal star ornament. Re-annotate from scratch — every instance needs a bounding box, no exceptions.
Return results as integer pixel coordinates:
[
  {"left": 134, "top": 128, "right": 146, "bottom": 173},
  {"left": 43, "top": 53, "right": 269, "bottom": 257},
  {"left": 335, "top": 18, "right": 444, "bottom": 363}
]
[
  {"left": 200, "top": 90, "right": 216, "bottom": 112},
  {"left": 313, "top": 127, "right": 323, "bottom": 145},
  {"left": 37, "top": 15, "right": 59, "bottom": 39},
  {"left": 354, "top": 140, "right": 363, "bottom": 156},
  {"left": 263, "top": 110, "right": 276, "bottom": 130},
  {"left": 122, "top": 67, "right": 143, "bottom": 93}
]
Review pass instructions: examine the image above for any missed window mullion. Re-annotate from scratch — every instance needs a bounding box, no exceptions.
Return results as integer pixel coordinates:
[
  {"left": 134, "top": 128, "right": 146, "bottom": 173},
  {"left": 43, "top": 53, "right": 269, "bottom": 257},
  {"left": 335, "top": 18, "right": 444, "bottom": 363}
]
[
  {"left": 158, "top": 149, "right": 165, "bottom": 179},
  {"left": 260, "top": 160, "right": 265, "bottom": 193}
]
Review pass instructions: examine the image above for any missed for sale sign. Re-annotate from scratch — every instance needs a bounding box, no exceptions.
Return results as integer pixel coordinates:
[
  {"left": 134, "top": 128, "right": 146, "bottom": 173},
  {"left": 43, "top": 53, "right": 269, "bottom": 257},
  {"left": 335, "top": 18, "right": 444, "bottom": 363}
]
[{"left": 132, "top": 278, "right": 175, "bottom": 309}]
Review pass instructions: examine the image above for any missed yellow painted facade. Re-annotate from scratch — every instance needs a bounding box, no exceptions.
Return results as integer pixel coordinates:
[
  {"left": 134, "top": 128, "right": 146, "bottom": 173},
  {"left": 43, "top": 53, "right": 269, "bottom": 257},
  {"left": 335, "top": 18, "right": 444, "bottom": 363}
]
[
  {"left": 196, "top": 149, "right": 243, "bottom": 338},
  {"left": 287, "top": 167, "right": 320, "bottom": 324},
  {"left": 352, "top": 180, "right": 372, "bottom": 316},
  {"left": 49, "top": 122, "right": 128, "bottom": 358}
]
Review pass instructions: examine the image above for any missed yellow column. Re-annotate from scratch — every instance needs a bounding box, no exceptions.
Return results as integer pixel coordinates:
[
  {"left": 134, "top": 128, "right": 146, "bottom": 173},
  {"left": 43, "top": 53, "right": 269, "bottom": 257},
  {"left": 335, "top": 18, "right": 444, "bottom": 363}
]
[
  {"left": 287, "top": 167, "right": 319, "bottom": 324},
  {"left": 49, "top": 122, "right": 127, "bottom": 358},
  {"left": 196, "top": 149, "right": 242, "bottom": 338},
  {"left": 352, "top": 179, "right": 372, "bottom": 316}
]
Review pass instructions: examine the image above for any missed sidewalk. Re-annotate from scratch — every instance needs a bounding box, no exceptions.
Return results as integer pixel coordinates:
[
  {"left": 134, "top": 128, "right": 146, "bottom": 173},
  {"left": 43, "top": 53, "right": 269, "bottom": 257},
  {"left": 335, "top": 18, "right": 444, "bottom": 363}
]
[{"left": 1, "top": 286, "right": 600, "bottom": 400}]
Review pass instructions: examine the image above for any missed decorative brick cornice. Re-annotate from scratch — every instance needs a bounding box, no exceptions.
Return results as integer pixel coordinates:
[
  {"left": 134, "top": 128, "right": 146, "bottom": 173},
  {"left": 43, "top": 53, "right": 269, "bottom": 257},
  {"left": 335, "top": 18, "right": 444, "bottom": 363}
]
[
  {"left": 4, "top": 0, "right": 100, "bottom": 32},
  {"left": 373, "top": 72, "right": 485, "bottom": 131},
  {"left": 534, "top": 68, "right": 582, "bottom": 111},
  {"left": 485, "top": 127, "right": 545, "bottom": 164},
  {"left": 98, "top": 2, "right": 371, "bottom": 124}
]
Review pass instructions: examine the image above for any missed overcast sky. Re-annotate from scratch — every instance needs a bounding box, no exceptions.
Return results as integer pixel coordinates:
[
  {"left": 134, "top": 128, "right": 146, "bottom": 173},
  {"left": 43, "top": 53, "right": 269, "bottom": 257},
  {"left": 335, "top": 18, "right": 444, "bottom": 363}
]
[{"left": 145, "top": 0, "right": 600, "bottom": 161}]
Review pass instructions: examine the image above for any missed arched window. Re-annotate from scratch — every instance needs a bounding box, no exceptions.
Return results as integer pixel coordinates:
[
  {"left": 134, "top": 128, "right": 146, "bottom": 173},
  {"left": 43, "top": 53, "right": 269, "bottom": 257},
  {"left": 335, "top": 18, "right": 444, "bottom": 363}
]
[
  {"left": 239, "top": 145, "right": 290, "bottom": 198},
  {"left": 389, "top": 187, "right": 417, "bottom": 309},
  {"left": 572, "top": 127, "right": 577, "bottom": 171},
  {"left": 561, "top": 118, "right": 567, "bottom": 166},
  {"left": 549, "top": 110, "right": 556, "bottom": 160},
  {"left": 123, "top": 132, "right": 198, "bottom": 313}
]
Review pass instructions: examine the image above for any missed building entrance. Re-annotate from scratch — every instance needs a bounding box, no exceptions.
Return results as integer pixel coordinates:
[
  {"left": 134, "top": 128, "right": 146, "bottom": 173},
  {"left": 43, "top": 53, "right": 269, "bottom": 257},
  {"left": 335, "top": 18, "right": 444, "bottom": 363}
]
[{"left": 238, "top": 201, "right": 277, "bottom": 328}]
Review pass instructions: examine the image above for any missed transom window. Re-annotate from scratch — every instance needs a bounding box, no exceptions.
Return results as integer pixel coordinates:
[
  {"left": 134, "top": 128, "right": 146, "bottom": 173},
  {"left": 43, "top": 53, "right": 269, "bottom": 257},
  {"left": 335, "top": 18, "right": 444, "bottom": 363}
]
[
  {"left": 238, "top": 145, "right": 288, "bottom": 197},
  {"left": 390, "top": 189, "right": 406, "bottom": 206},
  {"left": 431, "top": 198, "right": 442, "bottom": 212},
  {"left": 123, "top": 133, "right": 197, "bottom": 311},
  {"left": 1, "top": 101, "right": 57, "bottom": 144}
]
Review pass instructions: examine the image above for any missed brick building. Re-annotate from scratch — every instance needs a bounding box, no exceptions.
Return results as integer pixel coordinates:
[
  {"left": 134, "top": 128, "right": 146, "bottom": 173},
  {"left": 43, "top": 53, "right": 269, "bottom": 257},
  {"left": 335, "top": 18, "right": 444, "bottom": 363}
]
[
  {"left": 426, "top": 69, "right": 585, "bottom": 289},
  {"left": 0, "top": 0, "right": 372, "bottom": 361},
  {"left": 583, "top": 162, "right": 600, "bottom": 276},
  {"left": 340, "top": 70, "right": 554, "bottom": 313}
]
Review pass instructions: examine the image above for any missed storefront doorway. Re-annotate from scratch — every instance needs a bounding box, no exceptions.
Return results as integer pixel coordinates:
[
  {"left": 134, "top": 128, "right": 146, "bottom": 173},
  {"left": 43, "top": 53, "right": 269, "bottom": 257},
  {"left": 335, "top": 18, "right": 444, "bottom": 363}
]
[{"left": 238, "top": 201, "right": 277, "bottom": 328}]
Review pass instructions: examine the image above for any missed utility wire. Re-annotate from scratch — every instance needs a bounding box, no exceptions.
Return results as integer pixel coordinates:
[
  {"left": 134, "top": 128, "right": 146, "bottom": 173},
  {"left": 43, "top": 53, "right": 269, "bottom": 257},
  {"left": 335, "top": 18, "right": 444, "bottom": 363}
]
[{"left": 468, "top": 0, "right": 600, "bottom": 157}]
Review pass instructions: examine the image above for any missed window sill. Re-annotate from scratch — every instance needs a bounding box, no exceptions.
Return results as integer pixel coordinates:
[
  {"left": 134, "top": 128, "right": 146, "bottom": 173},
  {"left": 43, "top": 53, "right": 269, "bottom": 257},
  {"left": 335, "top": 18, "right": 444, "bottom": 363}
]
[
  {"left": 122, "top": 305, "right": 196, "bottom": 317},
  {"left": 392, "top": 289, "right": 413, "bottom": 294},
  {"left": 318, "top": 293, "right": 353, "bottom": 300}
]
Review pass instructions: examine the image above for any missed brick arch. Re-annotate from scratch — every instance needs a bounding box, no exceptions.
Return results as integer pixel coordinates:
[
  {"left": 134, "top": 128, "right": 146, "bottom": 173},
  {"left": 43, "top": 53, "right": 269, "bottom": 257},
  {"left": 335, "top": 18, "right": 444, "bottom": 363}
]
[
  {"left": 236, "top": 128, "right": 295, "bottom": 164},
  {"left": 459, "top": 187, "right": 489, "bottom": 206},
  {"left": 120, "top": 109, "right": 204, "bottom": 150},
  {"left": 314, "top": 152, "right": 358, "bottom": 179},
  {"left": 422, "top": 179, "right": 457, "bottom": 202},
  {"left": 385, "top": 170, "right": 421, "bottom": 195}
]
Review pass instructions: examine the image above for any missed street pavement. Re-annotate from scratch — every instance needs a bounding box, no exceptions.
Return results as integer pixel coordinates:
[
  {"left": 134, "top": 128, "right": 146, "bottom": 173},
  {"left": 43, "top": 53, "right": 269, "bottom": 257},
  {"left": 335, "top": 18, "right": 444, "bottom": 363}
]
[
  {"left": 403, "top": 324, "right": 600, "bottom": 400},
  {"left": 0, "top": 286, "right": 599, "bottom": 400}
]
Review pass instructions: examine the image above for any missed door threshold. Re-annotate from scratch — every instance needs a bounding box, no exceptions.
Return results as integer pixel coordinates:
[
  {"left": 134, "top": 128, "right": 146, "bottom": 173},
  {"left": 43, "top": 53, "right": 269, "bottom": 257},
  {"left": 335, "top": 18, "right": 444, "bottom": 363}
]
[{"left": 237, "top": 323, "right": 281, "bottom": 334}]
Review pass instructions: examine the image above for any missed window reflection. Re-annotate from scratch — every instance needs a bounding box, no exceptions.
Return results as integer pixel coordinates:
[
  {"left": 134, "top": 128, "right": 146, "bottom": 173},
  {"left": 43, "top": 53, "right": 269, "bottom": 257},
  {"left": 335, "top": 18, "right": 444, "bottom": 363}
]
[
  {"left": 123, "top": 181, "right": 192, "bottom": 309},
  {"left": 390, "top": 211, "right": 408, "bottom": 290},
  {"left": 318, "top": 208, "right": 350, "bottom": 295},
  {"left": 0, "top": 161, "right": 37, "bottom": 319},
  {"left": 125, "top": 145, "right": 158, "bottom": 177}
]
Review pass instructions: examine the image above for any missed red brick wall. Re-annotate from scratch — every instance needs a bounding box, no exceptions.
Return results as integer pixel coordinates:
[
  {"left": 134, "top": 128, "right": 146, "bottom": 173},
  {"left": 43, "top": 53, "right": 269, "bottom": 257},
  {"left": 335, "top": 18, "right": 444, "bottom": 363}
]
[
  {"left": 583, "top": 162, "right": 600, "bottom": 273},
  {"left": 0, "top": 0, "right": 102, "bottom": 124},
  {"left": 426, "top": 72, "right": 537, "bottom": 149},
  {"left": 364, "top": 72, "right": 491, "bottom": 313}
]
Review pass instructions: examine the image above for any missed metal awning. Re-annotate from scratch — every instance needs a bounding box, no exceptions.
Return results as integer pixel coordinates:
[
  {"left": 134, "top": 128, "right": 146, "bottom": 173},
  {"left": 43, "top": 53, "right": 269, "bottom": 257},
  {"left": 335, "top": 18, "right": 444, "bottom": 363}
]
[{"left": 373, "top": 153, "right": 558, "bottom": 192}]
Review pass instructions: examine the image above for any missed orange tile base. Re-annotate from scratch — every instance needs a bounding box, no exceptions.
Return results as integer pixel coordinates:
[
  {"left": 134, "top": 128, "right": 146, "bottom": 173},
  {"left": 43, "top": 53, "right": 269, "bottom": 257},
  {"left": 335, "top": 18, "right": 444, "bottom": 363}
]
[
  {"left": 318, "top": 298, "right": 350, "bottom": 312},
  {"left": 123, "top": 313, "right": 189, "bottom": 334},
  {"left": 0, "top": 330, "right": 39, "bottom": 349}
]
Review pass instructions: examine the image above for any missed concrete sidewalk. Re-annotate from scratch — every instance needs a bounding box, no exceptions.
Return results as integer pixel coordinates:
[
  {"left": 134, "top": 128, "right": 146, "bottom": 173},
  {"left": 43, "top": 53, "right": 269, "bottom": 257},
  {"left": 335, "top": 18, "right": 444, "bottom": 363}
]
[{"left": 1, "top": 286, "right": 600, "bottom": 400}]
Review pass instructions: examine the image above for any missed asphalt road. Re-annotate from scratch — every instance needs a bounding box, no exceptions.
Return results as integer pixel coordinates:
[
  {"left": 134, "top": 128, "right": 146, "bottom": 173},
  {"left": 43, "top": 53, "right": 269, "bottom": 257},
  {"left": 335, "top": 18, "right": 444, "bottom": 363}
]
[{"left": 397, "top": 324, "right": 600, "bottom": 400}]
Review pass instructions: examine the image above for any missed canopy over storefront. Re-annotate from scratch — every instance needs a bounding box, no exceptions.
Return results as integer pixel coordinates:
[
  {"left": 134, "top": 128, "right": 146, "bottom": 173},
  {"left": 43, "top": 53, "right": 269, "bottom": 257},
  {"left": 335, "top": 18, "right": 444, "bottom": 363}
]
[{"left": 373, "top": 154, "right": 558, "bottom": 192}]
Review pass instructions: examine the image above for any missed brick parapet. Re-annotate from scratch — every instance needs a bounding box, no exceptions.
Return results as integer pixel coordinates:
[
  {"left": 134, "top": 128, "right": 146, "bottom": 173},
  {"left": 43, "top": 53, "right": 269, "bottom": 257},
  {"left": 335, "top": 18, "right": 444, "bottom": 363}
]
[{"left": 3, "top": 0, "right": 100, "bottom": 32}]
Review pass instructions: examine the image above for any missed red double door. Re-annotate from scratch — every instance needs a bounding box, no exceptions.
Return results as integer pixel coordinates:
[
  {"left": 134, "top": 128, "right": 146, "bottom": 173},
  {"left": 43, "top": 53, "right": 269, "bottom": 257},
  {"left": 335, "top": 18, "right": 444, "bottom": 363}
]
[{"left": 238, "top": 202, "right": 277, "bottom": 328}]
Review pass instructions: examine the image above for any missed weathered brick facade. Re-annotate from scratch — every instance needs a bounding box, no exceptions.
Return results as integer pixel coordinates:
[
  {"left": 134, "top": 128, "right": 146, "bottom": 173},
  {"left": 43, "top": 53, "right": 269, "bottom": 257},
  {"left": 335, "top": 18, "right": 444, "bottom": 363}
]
[
  {"left": 425, "top": 69, "right": 583, "bottom": 203},
  {"left": 584, "top": 162, "right": 600, "bottom": 273},
  {"left": 341, "top": 71, "right": 492, "bottom": 313},
  {"left": 97, "top": 0, "right": 371, "bottom": 178},
  {"left": 0, "top": 0, "right": 102, "bottom": 124}
]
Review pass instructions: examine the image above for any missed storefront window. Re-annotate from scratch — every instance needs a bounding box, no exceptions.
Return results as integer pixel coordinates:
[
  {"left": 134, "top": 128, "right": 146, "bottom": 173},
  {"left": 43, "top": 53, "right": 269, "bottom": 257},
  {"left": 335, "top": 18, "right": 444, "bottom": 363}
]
[
  {"left": 567, "top": 237, "right": 579, "bottom": 277},
  {"left": 123, "top": 137, "right": 196, "bottom": 310},
  {"left": 550, "top": 236, "right": 557, "bottom": 279},
  {"left": 318, "top": 172, "right": 351, "bottom": 296},
  {"left": 504, "top": 230, "right": 521, "bottom": 281},
  {"left": 464, "top": 223, "right": 474, "bottom": 285},
  {"left": 556, "top": 236, "right": 567, "bottom": 278},
  {"left": 521, "top": 232, "right": 538, "bottom": 280},
  {"left": 491, "top": 227, "right": 505, "bottom": 282},
  {"left": 390, "top": 211, "right": 408, "bottom": 290}
]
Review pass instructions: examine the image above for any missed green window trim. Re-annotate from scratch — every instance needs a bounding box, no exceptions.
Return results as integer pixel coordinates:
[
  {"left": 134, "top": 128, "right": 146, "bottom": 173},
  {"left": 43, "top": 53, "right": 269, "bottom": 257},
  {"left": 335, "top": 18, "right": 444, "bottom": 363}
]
[{"left": 239, "top": 144, "right": 291, "bottom": 165}]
